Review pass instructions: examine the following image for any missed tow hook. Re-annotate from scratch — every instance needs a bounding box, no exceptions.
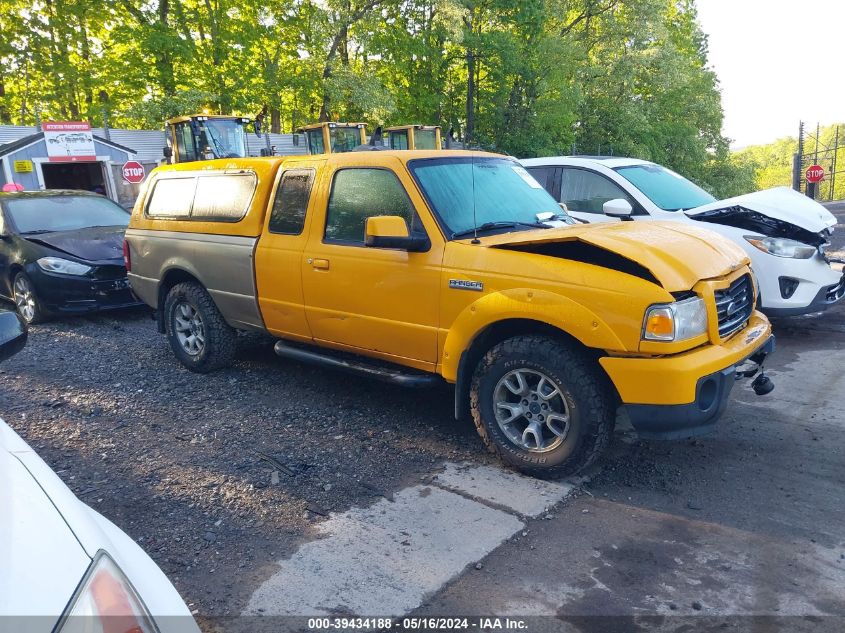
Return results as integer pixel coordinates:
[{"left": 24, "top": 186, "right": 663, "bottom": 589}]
[
  {"left": 751, "top": 372, "right": 775, "bottom": 395},
  {"left": 734, "top": 348, "right": 775, "bottom": 396}
]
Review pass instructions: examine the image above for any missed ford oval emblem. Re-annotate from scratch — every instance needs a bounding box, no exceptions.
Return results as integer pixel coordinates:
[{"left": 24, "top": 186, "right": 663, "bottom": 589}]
[{"left": 725, "top": 300, "right": 741, "bottom": 318}]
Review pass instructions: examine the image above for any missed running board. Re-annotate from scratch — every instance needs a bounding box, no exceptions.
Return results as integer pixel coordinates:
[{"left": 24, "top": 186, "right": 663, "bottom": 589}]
[{"left": 273, "top": 341, "right": 440, "bottom": 388}]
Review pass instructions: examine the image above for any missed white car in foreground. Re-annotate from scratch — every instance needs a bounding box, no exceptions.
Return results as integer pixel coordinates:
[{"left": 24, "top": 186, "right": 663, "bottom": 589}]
[
  {"left": 0, "top": 310, "right": 199, "bottom": 633},
  {"left": 522, "top": 156, "right": 844, "bottom": 316}
]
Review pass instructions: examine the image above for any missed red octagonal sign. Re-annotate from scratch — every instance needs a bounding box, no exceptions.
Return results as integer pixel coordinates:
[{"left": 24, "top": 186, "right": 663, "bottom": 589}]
[
  {"left": 806, "top": 164, "right": 825, "bottom": 184},
  {"left": 122, "top": 161, "right": 145, "bottom": 184}
]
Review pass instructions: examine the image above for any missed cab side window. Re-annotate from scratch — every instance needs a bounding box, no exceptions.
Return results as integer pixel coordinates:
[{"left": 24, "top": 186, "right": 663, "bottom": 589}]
[
  {"left": 269, "top": 169, "right": 315, "bottom": 235},
  {"left": 559, "top": 168, "right": 634, "bottom": 214},
  {"left": 324, "top": 168, "right": 422, "bottom": 244}
]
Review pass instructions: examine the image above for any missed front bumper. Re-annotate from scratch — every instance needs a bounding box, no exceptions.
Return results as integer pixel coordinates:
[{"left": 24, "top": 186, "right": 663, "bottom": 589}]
[
  {"left": 599, "top": 312, "right": 774, "bottom": 438},
  {"left": 764, "top": 271, "right": 845, "bottom": 317},
  {"left": 625, "top": 336, "right": 775, "bottom": 439},
  {"left": 756, "top": 251, "right": 844, "bottom": 316},
  {"left": 27, "top": 264, "right": 143, "bottom": 314}
]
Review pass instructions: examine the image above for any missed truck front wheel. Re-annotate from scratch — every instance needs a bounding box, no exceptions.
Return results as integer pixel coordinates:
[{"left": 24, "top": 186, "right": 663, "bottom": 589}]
[
  {"left": 164, "top": 282, "right": 237, "bottom": 373},
  {"left": 470, "top": 335, "right": 615, "bottom": 478}
]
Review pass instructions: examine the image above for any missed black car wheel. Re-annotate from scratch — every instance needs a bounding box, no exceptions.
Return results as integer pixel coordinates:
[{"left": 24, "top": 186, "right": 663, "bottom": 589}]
[{"left": 13, "top": 273, "right": 46, "bottom": 324}]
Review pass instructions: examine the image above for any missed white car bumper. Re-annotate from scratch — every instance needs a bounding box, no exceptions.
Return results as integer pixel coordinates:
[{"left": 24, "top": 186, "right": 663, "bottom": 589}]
[{"left": 755, "top": 252, "right": 845, "bottom": 316}]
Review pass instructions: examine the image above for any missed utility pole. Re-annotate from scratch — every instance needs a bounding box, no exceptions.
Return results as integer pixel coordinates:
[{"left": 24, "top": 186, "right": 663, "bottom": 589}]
[
  {"left": 832, "top": 125, "right": 839, "bottom": 201},
  {"left": 793, "top": 120, "right": 804, "bottom": 192}
]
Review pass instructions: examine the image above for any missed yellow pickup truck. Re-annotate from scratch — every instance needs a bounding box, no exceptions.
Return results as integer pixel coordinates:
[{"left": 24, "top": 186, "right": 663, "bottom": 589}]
[{"left": 124, "top": 150, "right": 774, "bottom": 477}]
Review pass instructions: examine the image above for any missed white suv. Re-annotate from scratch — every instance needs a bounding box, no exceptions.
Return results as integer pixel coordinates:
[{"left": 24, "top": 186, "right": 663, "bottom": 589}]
[{"left": 522, "top": 156, "right": 844, "bottom": 317}]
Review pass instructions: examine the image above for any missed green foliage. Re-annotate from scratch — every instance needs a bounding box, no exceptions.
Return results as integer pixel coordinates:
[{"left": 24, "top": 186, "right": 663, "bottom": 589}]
[
  {"left": 125, "top": 91, "right": 221, "bottom": 129},
  {"left": 734, "top": 123, "right": 845, "bottom": 200},
  {"left": 1, "top": 0, "right": 742, "bottom": 191}
]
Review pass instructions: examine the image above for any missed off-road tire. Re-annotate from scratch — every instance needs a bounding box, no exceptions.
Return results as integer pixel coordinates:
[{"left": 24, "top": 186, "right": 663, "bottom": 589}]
[
  {"left": 470, "top": 335, "right": 615, "bottom": 478},
  {"left": 13, "top": 272, "right": 48, "bottom": 324},
  {"left": 164, "top": 281, "right": 237, "bottom": 373}
]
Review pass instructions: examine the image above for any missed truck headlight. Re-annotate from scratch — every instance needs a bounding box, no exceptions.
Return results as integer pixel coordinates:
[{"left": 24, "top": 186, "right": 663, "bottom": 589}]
[
  {"left": 744, "top": 236, "right": 816, "bottom": 259},
  {"left": 56, "top": 551, "right": 158, "bottom": 633},
  {"left": 37, "top": 257, "right": 92, "bottom": 275},
  {"left": 643, "top": 296, "right": 708, "bottom": 342}
]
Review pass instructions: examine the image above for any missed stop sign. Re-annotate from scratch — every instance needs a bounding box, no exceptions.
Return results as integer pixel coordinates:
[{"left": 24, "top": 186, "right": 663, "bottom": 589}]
[
  {"left": 122, "top": 161, "right": 145, "bottom": 184},
  {"left": 806, "top": 164, "right": 825, "bottom": 183}
]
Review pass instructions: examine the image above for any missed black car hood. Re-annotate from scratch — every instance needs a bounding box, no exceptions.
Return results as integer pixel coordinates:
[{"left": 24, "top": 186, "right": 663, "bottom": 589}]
[{"left": 23, "top": 226, "right": 126, "bottom": 264}]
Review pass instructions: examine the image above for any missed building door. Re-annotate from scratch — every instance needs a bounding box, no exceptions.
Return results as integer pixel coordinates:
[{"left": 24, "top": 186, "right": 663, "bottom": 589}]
[{"left": 41, "top": 161, "right": 107, "bottom": 194}]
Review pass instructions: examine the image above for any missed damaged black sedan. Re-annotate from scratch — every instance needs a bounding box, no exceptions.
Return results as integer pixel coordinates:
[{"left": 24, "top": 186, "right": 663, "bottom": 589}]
[{"left": 0, "top": 191, "right": 142, "bottom": 323}]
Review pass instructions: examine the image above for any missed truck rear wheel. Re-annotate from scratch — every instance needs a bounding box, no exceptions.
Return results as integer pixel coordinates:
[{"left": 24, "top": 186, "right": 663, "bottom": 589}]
[
  {"left": 164, "top": 282, "right": 237, "bottom": 373},
  {"left": 470, "top": 335, "right": 615, "bottom": 478}
]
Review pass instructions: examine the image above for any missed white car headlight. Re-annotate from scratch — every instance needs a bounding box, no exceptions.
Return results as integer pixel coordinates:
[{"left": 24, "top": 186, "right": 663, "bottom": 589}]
[
  {"left": 56, "top": 551, "right": 158, "bottom": 633},
  {"left": 744, "top": 236, "right": 816, "bottom": 259},
  {"left": 642, "top": 296, "right": 708, "bottom": 342},
  {"left": 37, "top": 257, "right": 92, "bottom": 275}
]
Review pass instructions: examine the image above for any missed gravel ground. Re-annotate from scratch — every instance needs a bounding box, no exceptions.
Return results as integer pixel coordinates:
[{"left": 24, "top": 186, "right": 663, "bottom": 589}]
[{"left": 0, "top": 307, "right": 487, "bottom": 615}]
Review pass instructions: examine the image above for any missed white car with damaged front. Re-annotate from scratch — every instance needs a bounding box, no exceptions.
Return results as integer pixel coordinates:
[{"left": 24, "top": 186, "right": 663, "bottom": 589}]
[
  {"left": 521, "top": 156, "right": 844, "bottom": 317},
  {"left": 0, "top": 311, "right": 199, "bottom": 633}
]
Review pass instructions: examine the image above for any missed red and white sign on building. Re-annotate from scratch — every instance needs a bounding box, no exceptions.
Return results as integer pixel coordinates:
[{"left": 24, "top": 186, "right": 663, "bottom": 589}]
[
  {"left": 122, "top": 161, "right": 146, "bottom": 184},
  {"left": 806, "top": 164, "right": 825, "bottom": 184},
  {"left": 43, "top": 121, "right": 96, "bottom": 162}
]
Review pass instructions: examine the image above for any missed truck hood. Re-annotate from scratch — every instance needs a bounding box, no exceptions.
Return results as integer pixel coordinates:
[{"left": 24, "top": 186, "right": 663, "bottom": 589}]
[
  {"left": 685, "top": 187, "right": 837, "bottom": 234},
  {"left": 479, "top": 221, "right": 749, "bottom": 292},
  {"left": 0, "top": 421, "right": 91, "bottom": 619}
]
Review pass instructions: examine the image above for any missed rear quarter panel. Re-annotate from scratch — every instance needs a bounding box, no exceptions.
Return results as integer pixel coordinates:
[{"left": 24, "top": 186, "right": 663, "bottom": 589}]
[{"left": 126, "top": 158, "right": 283, "bottom": 330}]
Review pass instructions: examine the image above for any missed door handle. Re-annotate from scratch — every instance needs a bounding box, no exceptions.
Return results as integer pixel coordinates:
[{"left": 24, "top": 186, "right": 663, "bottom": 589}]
[{"left": 309, "top": 258, "right": 330, "bottom": 270}]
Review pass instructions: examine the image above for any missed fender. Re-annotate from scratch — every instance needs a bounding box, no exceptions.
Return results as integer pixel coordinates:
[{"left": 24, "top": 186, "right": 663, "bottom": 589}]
[{"left": 440, "top": 287, "right": 628, "bottom": 383}]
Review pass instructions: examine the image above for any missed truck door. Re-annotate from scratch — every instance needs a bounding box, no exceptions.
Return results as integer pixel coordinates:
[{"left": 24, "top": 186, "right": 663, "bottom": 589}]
[
  {"left": 254, "top": 161, "right": 324, "bottom": 340},
  {"left": 301, "top": 157, "right": 444, "bottom": 367}
]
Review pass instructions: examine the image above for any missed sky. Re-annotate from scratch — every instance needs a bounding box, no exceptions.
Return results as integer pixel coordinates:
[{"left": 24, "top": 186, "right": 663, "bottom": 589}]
[{"left": 696, "top": 0, "right": 845, "bottom": 149}]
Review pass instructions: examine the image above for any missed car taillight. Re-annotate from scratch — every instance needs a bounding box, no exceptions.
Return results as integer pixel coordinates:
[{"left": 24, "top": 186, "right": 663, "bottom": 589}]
[
  {"left": 56, "top": 551, "right": 157, "bottom": 633},
  {"left": 123, "top": 239, "right": 131, "bottom": 272}
]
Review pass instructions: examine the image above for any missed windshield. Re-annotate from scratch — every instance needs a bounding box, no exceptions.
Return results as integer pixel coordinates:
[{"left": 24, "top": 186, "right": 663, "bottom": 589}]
[
  {"left": 409, "top": 157, "right": 566, "bottom": 237},
  {"left": 4, "top": 196, "right": 129, "bottom": 234},
  {"left": 202, "top": 119, "right": 246, "bottom": 159},
  {"left": 614, "top": 163, "right": 715, "bottom": 211}
]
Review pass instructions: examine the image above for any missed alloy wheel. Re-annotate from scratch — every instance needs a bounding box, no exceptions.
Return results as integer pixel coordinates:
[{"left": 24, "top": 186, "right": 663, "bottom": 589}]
[
  {"left": 13, "top": 276, "right": 36, "bottom": 323},
  {"left": 173, "top": 301, "right": 206, "bottom": 356},
  {"left": 493, "top": 368, "right": 570, "bottom": 452}
]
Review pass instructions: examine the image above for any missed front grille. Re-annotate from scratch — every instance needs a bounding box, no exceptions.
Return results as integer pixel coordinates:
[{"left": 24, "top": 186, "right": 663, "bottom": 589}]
[
  {"left": 90, "top": 265, "right": 127, "bottom": 281},
  {"left": 714, "top": 274, "right": 753, "bottom": 339}
]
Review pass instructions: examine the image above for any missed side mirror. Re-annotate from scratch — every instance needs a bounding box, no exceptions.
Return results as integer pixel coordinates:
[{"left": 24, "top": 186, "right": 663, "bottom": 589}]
[
  {"left": 365, "top": 216, "right": 428, "bottom": 252},
  {"left": 163, "top": 146, "right": 172, "bottom": 159},
  {"left": 0, "top": 311, "right": 27, "bottom": 362},
  {"left": 603, "top": 198, "right": 633, "bottom": 219}
]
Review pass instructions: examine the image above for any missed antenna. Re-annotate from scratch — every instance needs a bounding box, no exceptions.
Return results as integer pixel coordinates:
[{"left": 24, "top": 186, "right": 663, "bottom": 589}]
[{"left": 470, "top": 151, "right": 480, "bottom": 244}]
